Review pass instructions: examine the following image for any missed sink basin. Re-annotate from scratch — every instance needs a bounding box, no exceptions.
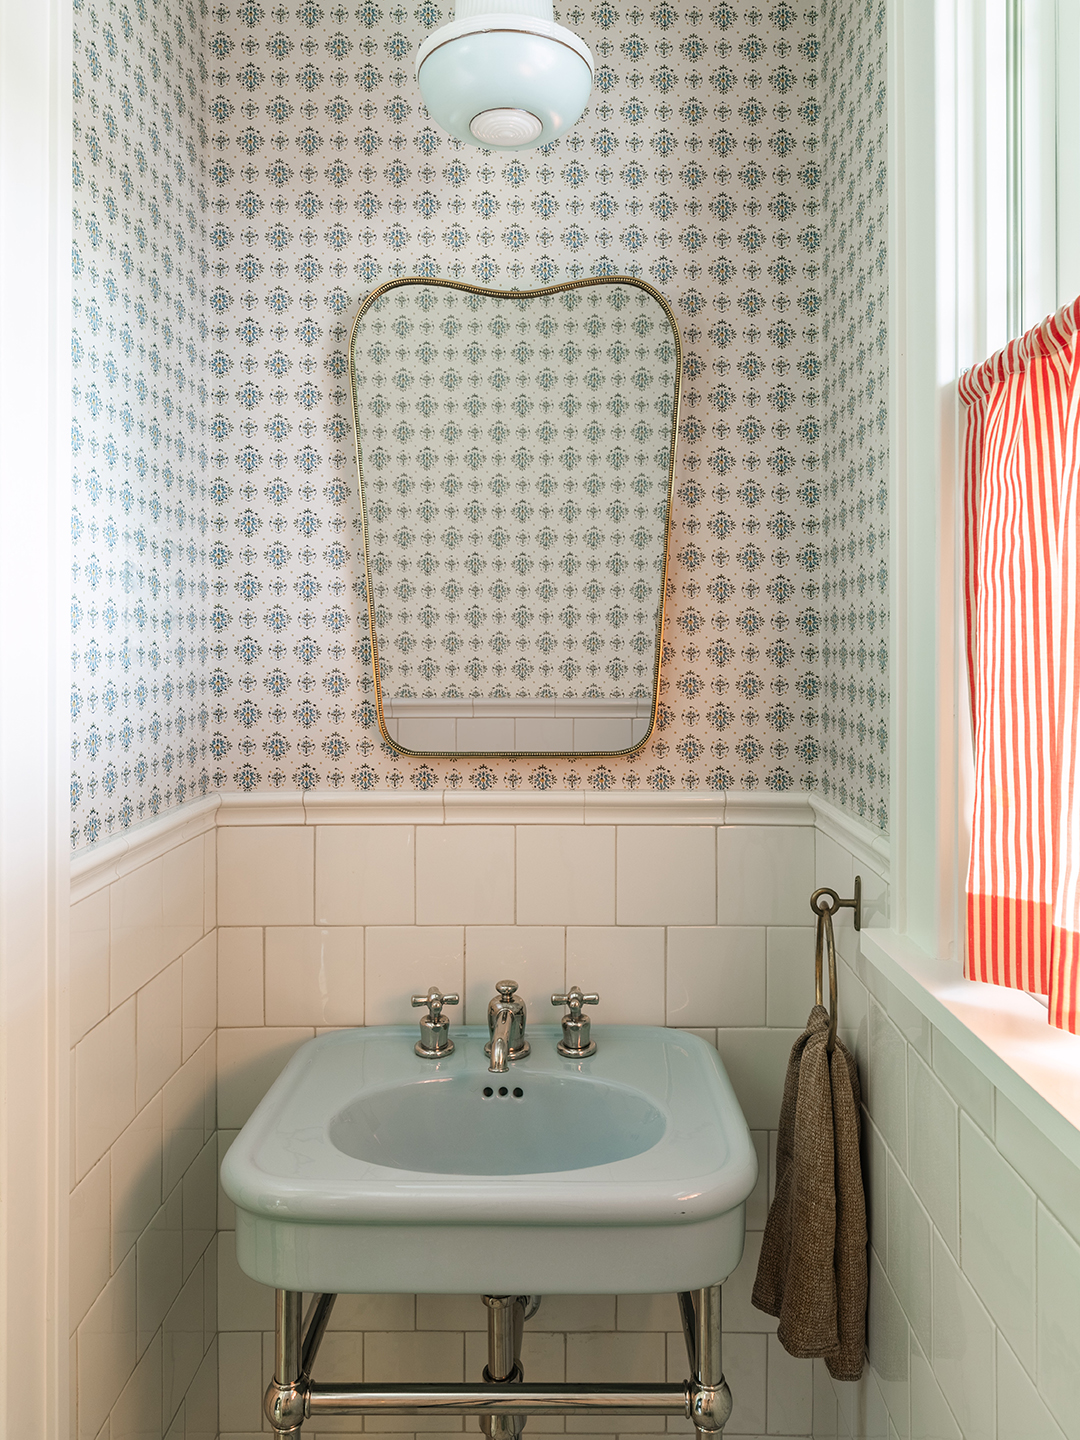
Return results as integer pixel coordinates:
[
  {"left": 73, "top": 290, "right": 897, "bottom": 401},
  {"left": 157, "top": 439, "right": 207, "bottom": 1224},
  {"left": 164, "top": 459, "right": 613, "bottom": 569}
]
[{"left": 222, "top": 1024, "right": 757, "bottom": 1295}]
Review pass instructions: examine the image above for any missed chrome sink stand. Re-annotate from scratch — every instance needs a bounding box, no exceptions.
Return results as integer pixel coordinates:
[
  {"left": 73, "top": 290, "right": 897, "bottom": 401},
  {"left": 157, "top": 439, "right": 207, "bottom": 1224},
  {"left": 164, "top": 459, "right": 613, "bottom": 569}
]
[{"left": 264, "top": 1284, "right": 733, "bottom": 1437}]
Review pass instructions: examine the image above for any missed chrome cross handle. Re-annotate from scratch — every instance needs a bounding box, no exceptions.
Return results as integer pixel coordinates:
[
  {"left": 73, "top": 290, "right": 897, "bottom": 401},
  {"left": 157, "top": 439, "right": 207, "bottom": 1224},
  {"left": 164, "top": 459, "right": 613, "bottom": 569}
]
[
  {"left": 411, "top": 986, "right": 459, "bottom": 1058},
  {"left": 552, "top": 984, "right": 599, "bottom": 1058}
]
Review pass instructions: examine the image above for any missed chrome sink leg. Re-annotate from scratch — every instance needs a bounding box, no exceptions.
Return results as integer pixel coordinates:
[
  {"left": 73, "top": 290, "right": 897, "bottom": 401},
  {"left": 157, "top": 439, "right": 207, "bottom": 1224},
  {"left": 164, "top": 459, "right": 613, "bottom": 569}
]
[
  {"left": 691, "top": 1286, "right": 732, "bottom": 1434},
  {"left": 266, "top": 1290, "right": 308, "bottom": 1434},
  {"left": 481, "top": 1295, "right": 527, "bottom": 1440},
  {"left": 687, "top": 1286, "right": 732, "bottom": 1436}
]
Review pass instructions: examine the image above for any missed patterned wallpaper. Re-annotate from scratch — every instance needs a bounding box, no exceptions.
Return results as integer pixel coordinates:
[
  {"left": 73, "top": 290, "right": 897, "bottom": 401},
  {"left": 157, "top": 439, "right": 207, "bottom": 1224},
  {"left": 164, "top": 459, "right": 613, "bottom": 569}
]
[
  {"left": 814, "top": 0, "right": 889, "bottom": 832},
  {"left": 352, "top": 280, "right": 676, "bottom": 702},
  {"left": 69, "top": 0, "right": 890, "bottom": 846},
  {"left": 70, "top": 0, "right": 210, "bottom": 848}
]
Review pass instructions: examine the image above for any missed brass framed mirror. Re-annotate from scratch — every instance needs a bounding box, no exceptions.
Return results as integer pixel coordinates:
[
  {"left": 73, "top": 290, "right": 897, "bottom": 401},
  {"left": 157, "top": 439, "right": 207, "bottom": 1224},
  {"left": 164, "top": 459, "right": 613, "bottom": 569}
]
[{"left": 348, "top": 276, "right": 682, "bottom": 758}]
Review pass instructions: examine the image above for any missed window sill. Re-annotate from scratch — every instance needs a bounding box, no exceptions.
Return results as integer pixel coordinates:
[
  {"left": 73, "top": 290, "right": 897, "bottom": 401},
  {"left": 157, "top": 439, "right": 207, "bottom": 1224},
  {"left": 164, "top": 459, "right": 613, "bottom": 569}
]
[{"left": 861, "top": 925, "right": 1080, "bottom": 1169}]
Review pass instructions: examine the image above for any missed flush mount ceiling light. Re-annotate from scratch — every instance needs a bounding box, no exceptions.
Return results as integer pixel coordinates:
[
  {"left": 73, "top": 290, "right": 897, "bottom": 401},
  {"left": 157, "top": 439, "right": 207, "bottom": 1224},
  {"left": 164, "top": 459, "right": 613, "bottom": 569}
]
[{"left": 415, "top": 0, "right": 593, "bottom": 151}]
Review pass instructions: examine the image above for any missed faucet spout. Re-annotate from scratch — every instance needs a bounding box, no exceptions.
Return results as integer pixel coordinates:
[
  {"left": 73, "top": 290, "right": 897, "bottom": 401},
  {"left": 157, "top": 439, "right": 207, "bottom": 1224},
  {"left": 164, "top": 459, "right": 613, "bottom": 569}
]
[{"left": 488, "top": 1010, "right": 512, "bottom": 1073}]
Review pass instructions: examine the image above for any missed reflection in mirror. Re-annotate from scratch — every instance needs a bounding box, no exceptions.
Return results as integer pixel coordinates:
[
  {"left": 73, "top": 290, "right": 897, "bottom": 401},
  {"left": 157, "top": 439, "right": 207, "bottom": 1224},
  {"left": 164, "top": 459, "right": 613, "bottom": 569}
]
[{"left": 349, "top": 277, "right": 681, "bottom": 757}]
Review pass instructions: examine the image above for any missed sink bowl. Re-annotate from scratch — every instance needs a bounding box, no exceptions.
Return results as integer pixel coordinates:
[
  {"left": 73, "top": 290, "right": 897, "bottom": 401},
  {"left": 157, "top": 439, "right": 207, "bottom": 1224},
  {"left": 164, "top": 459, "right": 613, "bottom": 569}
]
[{"left": 222, "top": 1024, "right": 757, "bottom": 1295}]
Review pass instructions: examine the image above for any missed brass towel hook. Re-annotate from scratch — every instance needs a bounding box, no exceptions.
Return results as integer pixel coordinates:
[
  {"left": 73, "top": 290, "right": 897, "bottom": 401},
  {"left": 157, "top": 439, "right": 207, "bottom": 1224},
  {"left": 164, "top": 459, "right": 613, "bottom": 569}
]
[{"left": 809, "top": 879, "right": 861, "bottom": 1053}]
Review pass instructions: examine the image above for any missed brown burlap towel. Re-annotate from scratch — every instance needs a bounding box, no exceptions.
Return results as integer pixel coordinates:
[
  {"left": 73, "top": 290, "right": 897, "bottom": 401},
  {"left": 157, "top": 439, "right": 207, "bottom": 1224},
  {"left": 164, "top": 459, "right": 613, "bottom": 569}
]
[{"left": 751, "top": 1004, "right": 867, "bottom": 1381}]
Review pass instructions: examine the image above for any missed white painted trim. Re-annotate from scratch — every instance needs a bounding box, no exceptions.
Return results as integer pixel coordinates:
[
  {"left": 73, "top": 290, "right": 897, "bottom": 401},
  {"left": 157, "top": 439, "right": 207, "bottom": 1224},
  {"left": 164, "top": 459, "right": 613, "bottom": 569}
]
[
  {"left": 861, "top": 926, "right": 1080, "bottom": 1171},
  {"left": 0, "top": 0, "right": 71, "bottom": 1430}
]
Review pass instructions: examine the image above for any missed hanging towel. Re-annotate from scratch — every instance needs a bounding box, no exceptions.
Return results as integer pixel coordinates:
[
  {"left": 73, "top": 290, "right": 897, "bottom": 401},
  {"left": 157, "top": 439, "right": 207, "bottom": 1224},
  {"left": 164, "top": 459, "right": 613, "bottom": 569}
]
[{"left": 751, "top": 1004, "right": 867, "bottom": 1381}]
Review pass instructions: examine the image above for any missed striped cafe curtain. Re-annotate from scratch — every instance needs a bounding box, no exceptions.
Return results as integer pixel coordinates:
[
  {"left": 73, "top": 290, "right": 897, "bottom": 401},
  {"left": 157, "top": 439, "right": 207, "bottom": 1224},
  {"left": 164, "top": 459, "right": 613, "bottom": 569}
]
[{"left": 959, "top": 296, "right": 1080, "bottom": 1032}]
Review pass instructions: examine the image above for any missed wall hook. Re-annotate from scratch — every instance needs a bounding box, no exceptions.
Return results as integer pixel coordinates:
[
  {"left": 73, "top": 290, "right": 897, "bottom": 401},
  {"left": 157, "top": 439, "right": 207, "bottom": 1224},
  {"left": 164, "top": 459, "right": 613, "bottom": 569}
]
[{"left": 809, "top": 875, "right": 862, "bottom": 932}]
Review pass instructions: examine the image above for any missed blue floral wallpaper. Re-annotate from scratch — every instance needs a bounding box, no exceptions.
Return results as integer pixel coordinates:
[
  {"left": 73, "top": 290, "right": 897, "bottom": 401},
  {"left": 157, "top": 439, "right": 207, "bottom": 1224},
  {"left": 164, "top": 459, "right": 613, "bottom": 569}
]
[
  {"left": 70, "top": 0, "right": 889, "bottom": 847},
  {"left": 70, "top": 0, "right": 211, "bottom": 848},
  {"left": 815, "top": 0, "right": 889, "bottom": 831}
]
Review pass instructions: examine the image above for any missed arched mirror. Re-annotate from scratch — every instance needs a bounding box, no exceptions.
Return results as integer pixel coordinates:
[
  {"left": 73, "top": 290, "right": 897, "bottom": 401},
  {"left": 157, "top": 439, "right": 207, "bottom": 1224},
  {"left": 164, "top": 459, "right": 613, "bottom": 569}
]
[{"left": 349, "top": 276, "right": 681, "bottom": 757}]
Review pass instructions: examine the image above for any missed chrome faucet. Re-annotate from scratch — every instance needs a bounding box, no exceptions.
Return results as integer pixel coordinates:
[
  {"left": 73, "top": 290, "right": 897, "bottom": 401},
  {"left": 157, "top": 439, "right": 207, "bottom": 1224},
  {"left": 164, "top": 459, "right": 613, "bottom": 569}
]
[{"left": 485, "top": 980, "right": 530, "bottom": 1073}]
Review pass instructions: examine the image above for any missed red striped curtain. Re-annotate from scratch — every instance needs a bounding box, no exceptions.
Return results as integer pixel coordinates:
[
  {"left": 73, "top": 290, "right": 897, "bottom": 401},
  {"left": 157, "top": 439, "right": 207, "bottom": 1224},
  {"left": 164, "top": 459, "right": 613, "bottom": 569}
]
[{"left": 960, "top": 296, "right": 1080, "bottom": 1033}]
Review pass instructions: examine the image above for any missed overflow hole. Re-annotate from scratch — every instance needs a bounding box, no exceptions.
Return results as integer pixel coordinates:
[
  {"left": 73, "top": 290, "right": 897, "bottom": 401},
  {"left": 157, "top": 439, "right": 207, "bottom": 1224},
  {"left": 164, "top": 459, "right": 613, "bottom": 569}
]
[
  {"left": 513, "top": 1087, "right": 524, "bottom": 1098},
  {"left": 482, "top": 1087, "right": 493, "bottom": 1098},
  {"left": 498, "top": 1086, "right": 508, "bottom": 1097}
]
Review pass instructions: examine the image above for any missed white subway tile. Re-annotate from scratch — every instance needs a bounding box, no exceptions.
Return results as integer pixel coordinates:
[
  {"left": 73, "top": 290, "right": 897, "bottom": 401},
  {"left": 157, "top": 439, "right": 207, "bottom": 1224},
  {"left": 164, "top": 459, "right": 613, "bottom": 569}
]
[
  {"left": 216, "top": 1026, "right": 313, "bottom": 1128},
  {"left": 764, "top": 927, "right": 817, "bottom": 1028},
  {"left": 517, "top": 827, "right": 616, "bottom": 925},
  {"left": 181, "top": 932, "right": 216, "bottom": 1062},
  {"left": 111, "top": 1330, "right": 162, "bottom": 1440},
  {"left": 867, "top": 999, "right": 907, "bottom": 1168},
  {"left": 136, "top": 1183, "right": 183, "bottom": 1353},
  {"left": 216, "top": 1130, "right": 239, "bottom": 1231},
  {"left": 715, "top": 827, "right": 814, "bottom": 926},
  {"left": 264, "top": 926, "right": 364, "bottom": 1026},
  {"left": 885, "top": 1152, "right": 931, "bottom": 1356},
  {"left": 162, "top": 1046, "right": 208, "bottom": 1194},
  {"left": 315, "top": 1328, "right": 365, "bottom": 1383},
  {"left": 110, "top": 857, "right": 166, "bottom": 1007},
  {"left": 162, "top": 1264, "right": 203, "bottom": 1428},
  {"left": 187, "top": 1338, "right": 218, "bottom": 1440},
  {"left": 528, "top": 1295, "right": 616, "bottom": 1331},
  {"left": 721, "top": 1231, "right": 777, "bottom": 1333},
  {"left": 416, "top": 1294, "right": 485, "bottom": 1333},
  {"left": 111, "top": 1097, "right": 162, "bottom": 1268},
  {"left": 364, "top": 1332, "right": 464, "bottom": 1384},
  {"left": 719, "top": 1333, "right": 767, "bottom": 1435},
  {"left": 930, "top": 1027, "right": 993, "bottom": 1134},
  {"left": 713, "top": 1029, "right": 802, "bottom": 1130},
  {"left": 217, "top": 928, "right": 264, "bottom": 1028},
  {"left": 182, "top": 1138, "right": 218, "bottom": 1277},
  {"left": 996, "top": 1092, "right": 1080, "bottom": 1247},
  {"left": 1036, "top": 1202, "right": 1080, "bottom": 1439},
  {"left": 203, "top": 1232, "right": 218, "bottom": 1343},
  {"left": 930, "top": 1231, "right": 995, "bottom": 1440},
  {"left": 203, "top": 831, "right": 217, "bottom": 935},
  {"left": 71, "top": 1156, "right": 111, "bottom": 1328},
  {"left": 746, "top": 1130, "right": 769, "bottom": 1229},
  {"left": 77, "top": 1249, "right": 136, "bottom": 1440},
  {"left": 565, "top": 1332, "right": 666, "bottom": 1384},
  {"left": 463, "top": 926, "right": 565, "bottom": 1026},
  {"left": 909, "top": 1341, "right": 961, "bottom": 1440},
  {"left": 811, "top": 1358, "right": 838, "bottom": 1440},
  {"left": 217, "top": 1331, "right": 265, "bottom": 1433},
  {"left": 996, "top": 1331, "right": 1067, "bottom": 1440},
  {"left": 217, "top": 826, "right": 314, "bottom": 927},
  {"left": 615, "top": 1293, "right": 681, "bottom": 1331},
  {"left": 416, "top": 827, "right": 515, "bottom": 925},
  {"left": 216, "top": 1239, "right": 276, "bottom": 1332},
  {"left": 814, "top": 830, "right": 854, "bottom": 896},
  {"left": 162, "top": 838, "right": 207, "bottom": 963},
  {"left": 136, "top": 958, "right": 183, "bottom": 1110},
  {"left": 331, "top": 1294, "right": 416, "bottom": 1331},
  {"left": 865, "top": 1120, "right": 888, "bottom": 1272},
  {"left": 364, "top": 927, "right": 464, "bottom": 1026},
  {"left": 71, "top": 889, "right": 110, "bottom": 1046},
  {"left": 869, "top": 1255, "right": 910, "bottom": 1434},
  {"left": 906, "top": 1052, "right": 958, "bottom": 1255},
  {"left": 316, "top": 826, "right": 416, "bottom": 926},
  {"left": 565, "top": 928, "right": 664, "bottom": 1024},
  {"left": 666, "top": 927, "right": 766, "bottom": 1029},
  {"left": 765, "top": 1334, "right": 813, "bottom": 1435},
  {"left": 616, "top": 827, "right": 716, "bottom": 926},
  {"left": 883, "top": 980, "right": 931, "bottom": 1061},
  {"left": 75, "top": 999, "right": 136, "bottom": 1181},
  {"left": 959, "top": 1114, "right": 1036, "bottom": 1374}
]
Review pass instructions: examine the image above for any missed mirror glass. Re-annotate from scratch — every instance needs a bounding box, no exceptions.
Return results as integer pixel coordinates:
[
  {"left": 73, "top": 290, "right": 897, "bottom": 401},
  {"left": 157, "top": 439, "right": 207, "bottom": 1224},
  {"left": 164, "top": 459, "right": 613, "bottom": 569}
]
[{"left": 349, "top": 277, "right": 681, "bottom": 757}]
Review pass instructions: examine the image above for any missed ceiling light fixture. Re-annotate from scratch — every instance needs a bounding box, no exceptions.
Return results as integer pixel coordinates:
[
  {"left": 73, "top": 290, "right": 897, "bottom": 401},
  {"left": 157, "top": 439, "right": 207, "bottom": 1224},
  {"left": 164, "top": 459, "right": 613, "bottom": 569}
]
[{"left": 415, "top": 0, "right": 594, "bottom": 152}]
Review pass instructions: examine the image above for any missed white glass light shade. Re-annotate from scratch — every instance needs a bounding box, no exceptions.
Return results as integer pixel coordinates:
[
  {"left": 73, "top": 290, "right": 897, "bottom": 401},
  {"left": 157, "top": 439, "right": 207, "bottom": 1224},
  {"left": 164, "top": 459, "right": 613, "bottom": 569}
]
[{"left": 415, "top": 3, "right": 593, "bottom": 151}]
